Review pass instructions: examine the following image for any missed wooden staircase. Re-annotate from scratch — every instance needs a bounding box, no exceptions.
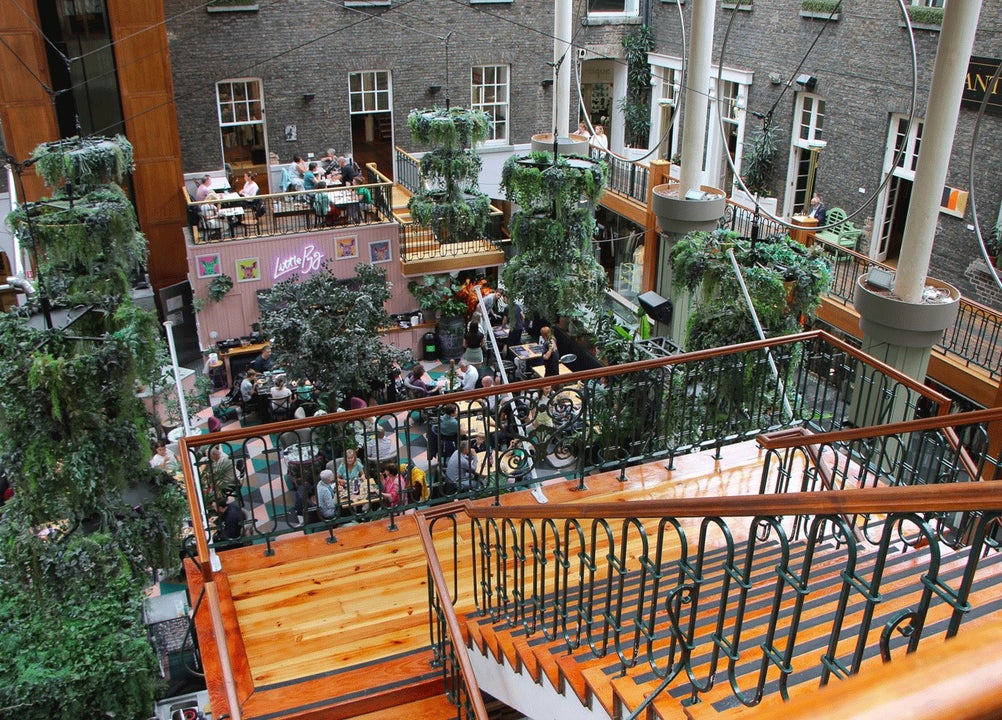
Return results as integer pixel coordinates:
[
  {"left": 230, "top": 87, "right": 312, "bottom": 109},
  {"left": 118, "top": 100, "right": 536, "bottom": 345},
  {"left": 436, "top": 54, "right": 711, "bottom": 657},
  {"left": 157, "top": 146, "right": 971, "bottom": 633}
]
[{"left": 457, "top": 505, "right": 1002, "bottom": 720}]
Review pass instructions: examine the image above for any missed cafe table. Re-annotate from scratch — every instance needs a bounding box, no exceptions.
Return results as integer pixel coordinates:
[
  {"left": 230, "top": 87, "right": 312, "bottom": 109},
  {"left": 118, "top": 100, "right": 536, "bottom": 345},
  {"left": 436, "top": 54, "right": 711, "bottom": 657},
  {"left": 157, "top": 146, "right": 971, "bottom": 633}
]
[{"left": 510, "top": 343, "right": 543, "bottom": 361}]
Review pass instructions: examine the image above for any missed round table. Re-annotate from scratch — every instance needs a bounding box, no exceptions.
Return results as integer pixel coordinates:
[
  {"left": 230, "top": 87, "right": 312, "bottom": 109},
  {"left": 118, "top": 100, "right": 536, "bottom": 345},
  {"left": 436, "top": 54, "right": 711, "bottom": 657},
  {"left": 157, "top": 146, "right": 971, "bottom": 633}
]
[{"left": 283, "top": 442, "right": 325, "bottom": 488}]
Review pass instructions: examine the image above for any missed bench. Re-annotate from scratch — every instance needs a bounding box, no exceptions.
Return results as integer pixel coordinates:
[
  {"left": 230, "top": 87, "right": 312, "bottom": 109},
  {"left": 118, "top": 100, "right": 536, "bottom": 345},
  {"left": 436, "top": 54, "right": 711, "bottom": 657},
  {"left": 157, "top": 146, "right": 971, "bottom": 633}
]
[{"left": 815, "top": 207, "right": 863, "bottom": 250}]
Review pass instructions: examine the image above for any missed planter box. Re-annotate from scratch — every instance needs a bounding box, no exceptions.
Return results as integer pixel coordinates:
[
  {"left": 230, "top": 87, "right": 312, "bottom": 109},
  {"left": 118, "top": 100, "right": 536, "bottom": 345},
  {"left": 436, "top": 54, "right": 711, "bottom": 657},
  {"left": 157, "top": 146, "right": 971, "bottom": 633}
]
[
  {"left": 652, "top": 183, "right": 727, "bottom": 235},
  {"left": 799, "top": 9, "right": 839, "bottom": 20},
  {"left": 206, "top": 3, "right": 259, "bottom": 12}
]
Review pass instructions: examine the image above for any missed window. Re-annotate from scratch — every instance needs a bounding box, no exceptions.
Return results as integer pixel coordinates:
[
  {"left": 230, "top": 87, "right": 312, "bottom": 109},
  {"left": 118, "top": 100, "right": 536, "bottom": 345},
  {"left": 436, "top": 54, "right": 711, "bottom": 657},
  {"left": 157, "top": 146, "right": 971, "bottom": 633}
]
[
  {"left": 587, "top": 0, "right": 639, "bottom": 18},
  {"left": 889, "top": 113, "right": 924, "bottom": 178},
  {"left": 471, "top": 65, "right": 509, "bottom": 144},
  {"left": 349, "top": 71, "right": 390, "bottom": 114},
  {"left": 216, "top": 79, "right": 266, "bottom": 168}
]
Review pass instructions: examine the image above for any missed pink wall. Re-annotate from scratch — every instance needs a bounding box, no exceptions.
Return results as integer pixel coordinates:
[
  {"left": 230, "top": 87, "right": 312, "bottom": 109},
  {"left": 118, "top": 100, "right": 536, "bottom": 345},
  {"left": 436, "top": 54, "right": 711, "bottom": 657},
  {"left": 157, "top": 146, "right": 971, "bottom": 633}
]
[{"left": 188, "top": 224, "right": 420, "bottom": 348}]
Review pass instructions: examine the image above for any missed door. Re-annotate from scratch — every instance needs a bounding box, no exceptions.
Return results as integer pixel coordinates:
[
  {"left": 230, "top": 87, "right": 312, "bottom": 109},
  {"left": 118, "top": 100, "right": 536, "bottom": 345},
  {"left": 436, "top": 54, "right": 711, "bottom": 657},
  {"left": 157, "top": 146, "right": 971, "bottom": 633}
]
[
  {"left": 348, "top": 71, "right": 393, "bottom": 180},
  {"left": 872, "top": 114, "right": 922, "bottom": 262}
]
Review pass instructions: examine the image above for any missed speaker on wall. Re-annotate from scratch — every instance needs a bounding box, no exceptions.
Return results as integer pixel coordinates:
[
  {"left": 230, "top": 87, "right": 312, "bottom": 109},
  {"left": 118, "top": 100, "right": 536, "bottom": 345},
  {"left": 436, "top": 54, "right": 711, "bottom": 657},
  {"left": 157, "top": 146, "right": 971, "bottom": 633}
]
[{"left": 638, "top": 291, "right": 674, "bottom": 325}]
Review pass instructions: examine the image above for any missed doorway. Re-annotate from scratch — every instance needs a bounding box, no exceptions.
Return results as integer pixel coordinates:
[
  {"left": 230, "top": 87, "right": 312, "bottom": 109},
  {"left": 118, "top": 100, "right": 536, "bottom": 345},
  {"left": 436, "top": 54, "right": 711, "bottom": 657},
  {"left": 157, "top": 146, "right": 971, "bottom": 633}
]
[
  {"left": 876, "top": 175, "right": 911, "bottom": 263},
  {"left": 348, "top": 71, "right": 393, "bottom": 180}
]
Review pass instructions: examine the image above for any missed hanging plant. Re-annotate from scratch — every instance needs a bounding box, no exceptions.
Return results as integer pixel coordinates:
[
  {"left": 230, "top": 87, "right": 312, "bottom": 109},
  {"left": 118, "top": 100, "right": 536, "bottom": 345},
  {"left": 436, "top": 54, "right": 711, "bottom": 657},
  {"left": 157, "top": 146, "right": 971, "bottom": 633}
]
[
  {"left": 740, "top": 119, "right": 781, "bottom": 197},
  {"left": 408, "top": 107, "right": 493, "bottom": 243},
  {"left": 31, "top": 134, "right": 135, "bottom": 190},
  {"left": 208, "top": 273, "right": 234, "bottom": 302},
  {"left": 501, "top": 152, "right": 606, "bottom": 213}
]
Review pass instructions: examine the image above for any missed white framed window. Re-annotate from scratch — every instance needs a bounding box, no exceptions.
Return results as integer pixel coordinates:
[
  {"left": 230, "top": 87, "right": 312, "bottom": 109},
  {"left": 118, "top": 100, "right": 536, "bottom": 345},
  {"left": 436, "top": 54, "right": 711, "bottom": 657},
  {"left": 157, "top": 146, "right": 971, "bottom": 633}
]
[
  {"left": 348, "top": 71, "right": 390, "bottom": 114},
  {"left": 888, "top": 113, "right": 924, "bottom": 179},
  {"left": 216, "top": 79, "right": 267, "bottom": 171},
  {"left": 587, "top": 0, "right": 639, "bottom": 18},
  {"left": 471, "top": 65, "right": 508, "bottom": 144}
]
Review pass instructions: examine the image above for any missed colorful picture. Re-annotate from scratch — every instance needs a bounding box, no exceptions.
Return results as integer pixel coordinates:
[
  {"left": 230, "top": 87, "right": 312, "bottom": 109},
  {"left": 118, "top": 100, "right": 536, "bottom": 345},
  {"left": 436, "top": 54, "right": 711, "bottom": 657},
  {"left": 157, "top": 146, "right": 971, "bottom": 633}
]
[
  {"left": 236, "top": 257, "right": 261, "bottom": 282},
  {"left": 336, "top": 235, "right": 359, "bottom": 260},
  {"left": 368, "top": 239, "right": 392, "bottom": 264},
  {"left": 195, "top": 253, "right": 222, "bottom": 278}
]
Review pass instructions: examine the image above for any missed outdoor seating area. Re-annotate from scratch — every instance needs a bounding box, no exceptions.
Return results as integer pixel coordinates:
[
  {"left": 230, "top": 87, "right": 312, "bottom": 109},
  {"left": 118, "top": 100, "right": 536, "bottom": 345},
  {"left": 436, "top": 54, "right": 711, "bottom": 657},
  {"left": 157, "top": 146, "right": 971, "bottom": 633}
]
[{"left": 815, "top": 206, "right": 863, "bottom": 249}]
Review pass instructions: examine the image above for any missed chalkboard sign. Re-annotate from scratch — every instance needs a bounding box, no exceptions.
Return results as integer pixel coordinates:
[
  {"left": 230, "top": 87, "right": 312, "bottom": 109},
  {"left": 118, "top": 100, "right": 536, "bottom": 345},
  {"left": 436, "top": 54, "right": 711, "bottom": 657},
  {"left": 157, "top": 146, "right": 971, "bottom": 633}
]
[
  {"left": 158, "top": 280, "right": 201, "bottom": 365},
  {"left": 437, "top": 316, "right": 465, "bottom": 361}
]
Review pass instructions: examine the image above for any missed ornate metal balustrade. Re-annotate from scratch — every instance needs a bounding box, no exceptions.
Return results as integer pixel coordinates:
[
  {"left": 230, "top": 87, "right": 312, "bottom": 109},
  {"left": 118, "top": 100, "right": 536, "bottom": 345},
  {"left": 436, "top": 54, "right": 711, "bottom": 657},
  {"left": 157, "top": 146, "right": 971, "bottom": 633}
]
[
  {"left": 180, "top": 330, "right": 947, "bottom": 558},
  {"left": 416, "top": 409, "right": 1002, "bottom": 716},
  {"left": 397, "top": 209, "right": 506, "bottom": 262},
  {"left": 183, "top": 165, "right": 394, "bottom": 244}
]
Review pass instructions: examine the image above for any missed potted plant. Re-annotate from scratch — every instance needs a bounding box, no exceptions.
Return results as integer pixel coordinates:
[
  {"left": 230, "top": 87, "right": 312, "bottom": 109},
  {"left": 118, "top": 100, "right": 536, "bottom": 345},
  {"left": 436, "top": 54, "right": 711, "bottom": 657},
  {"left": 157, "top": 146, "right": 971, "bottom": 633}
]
[
  {"left": 407, "top": 106, "right": 492, "bottom": 243},
  {"left": 619, "top": 25, "right": 655, "bottom": 148},
  {"left": 208, "top": 273, "right": 234, "bottom": 302},
  {"left": 408, "top": 274, "right": 468, "bottom": 320},
  {"left": 800, "top": 0, "right": 841, "bottom": 20}
]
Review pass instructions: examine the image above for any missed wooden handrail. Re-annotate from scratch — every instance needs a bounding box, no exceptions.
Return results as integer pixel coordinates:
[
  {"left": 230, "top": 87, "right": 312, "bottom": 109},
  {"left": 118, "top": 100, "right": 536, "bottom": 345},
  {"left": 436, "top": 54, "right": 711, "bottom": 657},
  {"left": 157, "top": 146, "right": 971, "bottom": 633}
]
[
  {"left": 464, "top": 482, "right": 1002, "bottom": 521},
  {"left": 414, "top": 511, "right": 490, "bottom": 720}
]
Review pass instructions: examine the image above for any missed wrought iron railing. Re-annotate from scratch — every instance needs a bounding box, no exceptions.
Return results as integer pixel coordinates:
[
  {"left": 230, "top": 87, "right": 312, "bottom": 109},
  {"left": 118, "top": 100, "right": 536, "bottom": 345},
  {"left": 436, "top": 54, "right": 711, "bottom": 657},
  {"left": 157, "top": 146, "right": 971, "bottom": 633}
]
[
  {"left": 178, "top": 330, "right": 948, "bottom": 559},
  {"left": 415, "top": 408, "right": 1002, "bottom": 716},
  {"left": 182, "top": 164, "right": 394, "bottom": 244},
  {"left": 398, "top": 209, "right": 506, "bottom": 262},
  {"left": 394, "top": 146, "right": 422, "bottom": 195},
  {"left": 603, "top": 152, "right": 650, "bottom": 204}
]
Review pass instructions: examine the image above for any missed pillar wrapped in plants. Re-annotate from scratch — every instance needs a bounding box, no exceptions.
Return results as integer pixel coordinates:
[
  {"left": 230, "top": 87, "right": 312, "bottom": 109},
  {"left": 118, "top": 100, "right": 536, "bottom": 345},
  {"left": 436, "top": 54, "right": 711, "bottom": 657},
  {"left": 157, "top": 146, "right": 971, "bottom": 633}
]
[
  {"left": 407, "top": 106, "right": 492, "bottom": 243},
  {"left": 501, "top": 151, "right": 608, "bottom": 322},
  {"left": 0, "top": 135, "right": 186, "bottom": 718}
]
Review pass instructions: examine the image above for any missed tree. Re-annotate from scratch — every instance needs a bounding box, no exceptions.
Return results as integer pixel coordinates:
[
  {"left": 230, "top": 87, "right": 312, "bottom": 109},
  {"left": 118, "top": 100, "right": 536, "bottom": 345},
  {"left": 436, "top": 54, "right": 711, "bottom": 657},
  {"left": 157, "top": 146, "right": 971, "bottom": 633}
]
[
  {"left": 0, "top": 136, "right": 187, "bottom": 718},
  {"left": 257, "top": 263, "right": 398, "bottom": 408}
]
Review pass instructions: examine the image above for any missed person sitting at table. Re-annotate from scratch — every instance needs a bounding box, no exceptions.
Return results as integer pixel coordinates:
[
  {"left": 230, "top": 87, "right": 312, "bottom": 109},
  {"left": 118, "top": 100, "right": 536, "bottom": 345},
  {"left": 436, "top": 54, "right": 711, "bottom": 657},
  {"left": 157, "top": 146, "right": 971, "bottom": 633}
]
[
  {"left": 269, "top": 377, "right": 294, "bottom": 419},
  {"left": 400, "top": 461, "right": 427, "bottom": 502},
  {"left": 304, "top": 162, "right": 320, "bottom": 190},
  {"left": 380, "top": 461, "right": 408, "bottom": 507},
  {"left": 480, "top": 375, "right": 499, "bottom": 412},
  {"left": 149, "top": 441, "right": 179, "bottom": 472},
  {"left": 444, "top": 440, "right": 479, "bottom": 493},
  {"left": 337, "top": 155, "right": 358, "bottom": 184},
  {"left": 365, "top": 425, "right": 397, "bottom": 466},
  {"left": 212, "top": 496, "right": 243, "bottom": 542},
  {"left": 320, "top": 147, "right": 338, "bottom": 173},
  {"left": 404, "top": 365, "right": 438, "bottom": 397},
  {"left": 457, "top": 359, "right": 479, "bottom": 392},
  {"left": 194, "top": 174, "right": 213, "bottom": 201},
  {"left": 240, "top": 369, "right": 259, "bottom": 403},
  {"left": 316, "top": 469, "right": 339, "bottom": 520},
  {"left": 208, "top": 445, "right": 239, "bottom": 500},
  {"left": 330, "top": 448, "right": 366, "bottom": 503},
  {"left": 463, "top": 315, "right": 485, "bottom": 364},
  {"left": 249, "top": 345, "right": 273, "bottom": 374},
  {"left": 238, "top": 171, "right": 265, "bottom": 216}
]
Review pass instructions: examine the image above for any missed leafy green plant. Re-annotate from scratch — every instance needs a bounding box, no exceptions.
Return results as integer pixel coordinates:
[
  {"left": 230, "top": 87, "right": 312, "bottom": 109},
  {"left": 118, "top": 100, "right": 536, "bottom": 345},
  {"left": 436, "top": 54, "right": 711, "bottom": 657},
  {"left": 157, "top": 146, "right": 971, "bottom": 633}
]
[
  {"left": 906, "top": 4, "right": 944, "bottom": 26},
  {"left": 257, "top": 263, "right": 399, "bottom": 409},
  {"left": 0, "top": 135, "right": 185, "bottom": 718},
  {"left": 208, "top": 273, "right": 234, "bottom": 302},
  {"left": 501, "top": 152, "right": 608, "bottom": 324},
  {"left": 740, "top": 119, "right": 781, "bottom": 197},
  {"left": 801, "top": 0, "right": 841, "bottom": 13},
  {"left": 408, "top": 107, "right": 492, "bottom": 243},
  {"left": 408, "top": 273, "right": 469, "bottom": 319},
  {"left": 619, "top": 25, "right": 655, "bottom": 147}
]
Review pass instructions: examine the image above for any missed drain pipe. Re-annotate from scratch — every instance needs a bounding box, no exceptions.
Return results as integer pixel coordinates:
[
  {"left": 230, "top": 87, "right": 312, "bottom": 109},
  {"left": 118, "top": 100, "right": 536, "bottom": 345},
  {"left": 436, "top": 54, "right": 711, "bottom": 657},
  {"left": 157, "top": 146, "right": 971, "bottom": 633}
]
[{"left": 726, "top": 249, "right": 794, "bottom": 421}]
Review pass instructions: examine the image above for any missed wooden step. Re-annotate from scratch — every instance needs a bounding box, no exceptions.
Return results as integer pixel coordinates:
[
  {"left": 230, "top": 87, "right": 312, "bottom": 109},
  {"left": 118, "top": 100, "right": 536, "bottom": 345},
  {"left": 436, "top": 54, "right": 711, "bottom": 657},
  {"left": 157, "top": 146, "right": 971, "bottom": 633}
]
[{"left": 352, "top": 692, "right": 457, "bottom": 720}]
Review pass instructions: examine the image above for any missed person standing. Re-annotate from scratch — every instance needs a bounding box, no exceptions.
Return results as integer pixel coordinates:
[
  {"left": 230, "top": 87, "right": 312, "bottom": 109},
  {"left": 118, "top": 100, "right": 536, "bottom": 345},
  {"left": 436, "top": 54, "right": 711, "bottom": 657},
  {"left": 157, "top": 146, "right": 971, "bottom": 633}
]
[
  {"left": 589, "top": 124, "right": 609, "bottom": 152},
  {"left": 540, "top": 326, "right": 560, "bottom": 377},
  {"left": 575, "top": 121, "right": 591, "bottom": 139}
]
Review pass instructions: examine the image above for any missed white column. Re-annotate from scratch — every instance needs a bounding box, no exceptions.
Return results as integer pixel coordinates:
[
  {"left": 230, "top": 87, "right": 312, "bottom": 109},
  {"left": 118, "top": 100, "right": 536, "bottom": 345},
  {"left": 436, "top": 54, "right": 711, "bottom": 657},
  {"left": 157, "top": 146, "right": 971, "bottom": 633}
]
[
  {"left": 554, "top": 0, "right": 573, "bottom": 136},
  {"left": 894, "top": 1, "right": 982, "bottom": 304},
  {"left": 679, "top": 0, "right": 716, "bottom": 194}
]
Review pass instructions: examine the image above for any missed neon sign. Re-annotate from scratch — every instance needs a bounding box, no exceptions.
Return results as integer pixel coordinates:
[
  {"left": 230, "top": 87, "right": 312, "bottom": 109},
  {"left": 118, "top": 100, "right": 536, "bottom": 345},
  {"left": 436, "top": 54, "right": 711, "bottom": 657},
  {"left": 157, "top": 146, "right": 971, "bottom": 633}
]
[{"left": 273, "top": 244, "right": 325, "bottom": 280}]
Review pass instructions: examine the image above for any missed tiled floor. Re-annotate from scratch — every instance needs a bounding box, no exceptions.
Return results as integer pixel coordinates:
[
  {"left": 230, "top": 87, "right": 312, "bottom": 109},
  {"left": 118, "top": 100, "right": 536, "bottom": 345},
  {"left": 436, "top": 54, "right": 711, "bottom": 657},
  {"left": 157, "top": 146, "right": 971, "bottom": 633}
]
[{"left": 194, "top": 358, "right": 474, "bottom": 532}]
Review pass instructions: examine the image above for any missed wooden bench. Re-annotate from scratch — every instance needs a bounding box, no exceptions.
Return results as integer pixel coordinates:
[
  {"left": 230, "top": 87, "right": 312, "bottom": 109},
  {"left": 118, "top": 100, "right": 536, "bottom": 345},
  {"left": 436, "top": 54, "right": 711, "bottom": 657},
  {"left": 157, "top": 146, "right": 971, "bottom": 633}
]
[{"left": 815, "top": 207, "right": 863, "bottom": 250}]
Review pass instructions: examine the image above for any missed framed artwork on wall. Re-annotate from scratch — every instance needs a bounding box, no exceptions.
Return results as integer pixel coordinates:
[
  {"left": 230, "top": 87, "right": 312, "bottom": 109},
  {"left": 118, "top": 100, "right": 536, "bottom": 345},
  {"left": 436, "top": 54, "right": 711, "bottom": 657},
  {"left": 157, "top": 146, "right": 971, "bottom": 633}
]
[
  {"left": 236, "top": 257, "right": 261, "bottom": 282},
  {"left": 196, "top": 253, "right": 222, "bottom": 278},
  {"left": 336, "top": 236, "right": 359, "bottom": 260},
  {"left": 368, "top": 239, "right": 391, "bottom": 264}
]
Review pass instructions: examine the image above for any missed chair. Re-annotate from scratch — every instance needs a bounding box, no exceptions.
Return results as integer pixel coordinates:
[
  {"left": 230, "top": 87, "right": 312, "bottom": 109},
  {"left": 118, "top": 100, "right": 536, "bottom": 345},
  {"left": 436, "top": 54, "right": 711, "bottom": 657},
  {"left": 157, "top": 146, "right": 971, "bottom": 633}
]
[
  {"left": 198, "top": 207, "right": 224, "bottom": 242},
  {"left": 815, "top": 207, "right": 862, "bottom": 250},
  {"left": 271, "top": 395, "right": 294, "bottom": 421}
]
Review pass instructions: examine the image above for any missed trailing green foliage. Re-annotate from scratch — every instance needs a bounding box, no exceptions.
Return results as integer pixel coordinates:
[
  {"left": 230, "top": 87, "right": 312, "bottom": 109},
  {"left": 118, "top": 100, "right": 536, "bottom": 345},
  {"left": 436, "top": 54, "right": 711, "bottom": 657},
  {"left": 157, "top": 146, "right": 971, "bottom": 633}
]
[
  {"left": 408, "top": 273, "right": 469, "bottom": 318},
  {"left": 257, "top": 263, "right": 399, "bottom": 409},
  {"left": 0, "top": 136, "right": 183, "bottom": 718},
  {"left": 619, "top": 25, "right": 655, "bottom": 147},
  {"left": 801, "top": 0, "right": 841, "bottom": 13},
  {"left": 407, "top": 107, "right": 492, "bottom": 243},
  {"left": 501, "top": 152, "right": 608, "bottom": 323},
  {"left": 670, "top": 229, "right": 832, "bottom": 350}
]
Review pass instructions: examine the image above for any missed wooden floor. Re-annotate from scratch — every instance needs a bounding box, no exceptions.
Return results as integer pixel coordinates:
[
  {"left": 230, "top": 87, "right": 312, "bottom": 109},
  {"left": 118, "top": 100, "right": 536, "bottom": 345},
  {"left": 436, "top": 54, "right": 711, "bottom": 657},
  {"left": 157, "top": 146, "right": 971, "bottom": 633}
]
[{"left": 188, "top": 440, "right": 770, "bottom": 719}]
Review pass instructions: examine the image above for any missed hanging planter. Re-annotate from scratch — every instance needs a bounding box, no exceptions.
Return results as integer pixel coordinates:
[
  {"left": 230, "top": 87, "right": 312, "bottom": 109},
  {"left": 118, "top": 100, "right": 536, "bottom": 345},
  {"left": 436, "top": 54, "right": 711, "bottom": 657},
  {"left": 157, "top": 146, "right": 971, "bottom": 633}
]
[
  {"left": 31, "top": 135, "right": 135, "bottom": 189},
  {"left": 208, "top": 274, "right": 234, "bottom": 302},
  {"left": 407, "top": 107, "right": 492, "bottom": 243},
  {"left": 652, "top": 183, "right": 727, "bottom": 234}
]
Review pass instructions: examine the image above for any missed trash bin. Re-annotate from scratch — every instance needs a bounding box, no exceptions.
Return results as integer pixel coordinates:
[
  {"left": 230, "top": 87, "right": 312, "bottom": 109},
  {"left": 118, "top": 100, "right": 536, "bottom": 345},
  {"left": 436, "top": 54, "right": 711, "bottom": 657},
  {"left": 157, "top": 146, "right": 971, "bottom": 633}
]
[{"left": 423, "top": 331, "right": 439, "bottom": 361}]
